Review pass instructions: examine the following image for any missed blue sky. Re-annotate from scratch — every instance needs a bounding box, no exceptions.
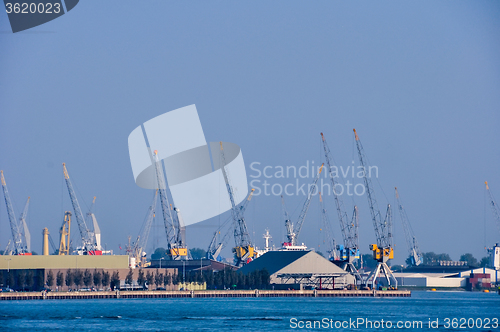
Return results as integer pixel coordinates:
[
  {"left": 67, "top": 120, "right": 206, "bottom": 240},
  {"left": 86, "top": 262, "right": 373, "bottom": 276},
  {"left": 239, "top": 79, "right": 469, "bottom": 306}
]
[{"left": 1, "top": 1, "right": 499, "bottom": 264}]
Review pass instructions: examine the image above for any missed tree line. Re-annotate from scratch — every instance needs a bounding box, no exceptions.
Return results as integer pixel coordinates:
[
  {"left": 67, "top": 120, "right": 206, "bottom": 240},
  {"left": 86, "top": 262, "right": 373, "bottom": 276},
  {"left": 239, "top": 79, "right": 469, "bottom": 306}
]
[
  {"left": 44, "top": 269, "right": 121, "bottom": 291},
  {"left": 124, "top": 267, "right": 271, "bottom": 290}
]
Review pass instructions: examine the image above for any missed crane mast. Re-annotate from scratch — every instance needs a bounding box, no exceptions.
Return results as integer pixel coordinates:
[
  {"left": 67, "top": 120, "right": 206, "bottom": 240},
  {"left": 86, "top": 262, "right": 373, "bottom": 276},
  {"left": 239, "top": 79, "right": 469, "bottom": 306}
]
[
  {"left": 59, "top": 211, "right": 71, "bottom": 255},
  {"left": 62, "top": 163, "right": 97, "bottom": 254},
  {"left": 153, "top": 150, "right": 187, "bottom": 259},
  {"left": 130, "top": 190, "right": 158, "bottom": 267},
  {"left": 1, "top": 171, "right": 29, "bottom": 254},
  {"left": 19, "top": 197, "right": 31, "bottom": 253},
  {"left": 219, "top": 142, "right": 253, "bottom": 266},
  {"left": 485, "top": 182, "right": 500, "bottom": 233},
  {"left": 284, "top": 164, "right": 324, "bottom": 247},
  {"left": 353, "top": 129, "right": 397, "bottom": 289},
  {"left": 395, "top": 187, "right": 422, "bottom": 266},
  {"left": 319, "top": 192, "right": 338, "bottom": 260},
  {"left": 321, "top": 133, "right": 360, "bottom": 263},
  {"left": 207, "top": 189, "right": 255, "bottom": 261}
]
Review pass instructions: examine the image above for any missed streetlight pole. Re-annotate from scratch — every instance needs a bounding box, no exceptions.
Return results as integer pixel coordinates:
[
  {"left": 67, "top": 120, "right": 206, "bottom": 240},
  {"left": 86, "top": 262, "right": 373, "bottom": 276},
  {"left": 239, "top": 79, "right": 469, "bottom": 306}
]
[
  {"left": 200, "top": 257, "right": 203, "bottom": 277},
  {"left": 183, "top": 261, "right": 185, "bottom": 285}
]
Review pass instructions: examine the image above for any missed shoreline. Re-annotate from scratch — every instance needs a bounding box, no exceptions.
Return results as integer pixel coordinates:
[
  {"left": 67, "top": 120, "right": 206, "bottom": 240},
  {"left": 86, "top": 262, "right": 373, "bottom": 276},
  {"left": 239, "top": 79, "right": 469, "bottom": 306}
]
[{"left": 0, "top": 289, "right": 411, "bottom": 301}]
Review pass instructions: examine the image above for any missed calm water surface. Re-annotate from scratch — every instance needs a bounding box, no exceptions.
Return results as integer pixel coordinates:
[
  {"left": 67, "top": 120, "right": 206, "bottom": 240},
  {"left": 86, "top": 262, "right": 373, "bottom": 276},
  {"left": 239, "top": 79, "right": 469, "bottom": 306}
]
[{"left": 0, "top": 291, "right": 498, "bottom": 331}]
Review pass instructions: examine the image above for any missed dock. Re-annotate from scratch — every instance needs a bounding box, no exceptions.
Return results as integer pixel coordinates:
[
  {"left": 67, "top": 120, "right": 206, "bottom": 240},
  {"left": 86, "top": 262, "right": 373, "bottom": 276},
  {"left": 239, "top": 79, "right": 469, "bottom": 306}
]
[{"left": 0, "top": 289, "right": 410, "bottom": 301}]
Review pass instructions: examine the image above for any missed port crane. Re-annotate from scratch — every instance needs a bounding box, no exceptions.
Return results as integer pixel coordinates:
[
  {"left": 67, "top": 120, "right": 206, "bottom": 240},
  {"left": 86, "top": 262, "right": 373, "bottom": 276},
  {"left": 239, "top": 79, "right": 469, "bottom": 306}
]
[
  {"left": 485, "top": 181, "right": 500, "bottom": 270},
  {"left": 395, "top": 187, "right": 422, "bottom": 266},
  {"left": 283, "top": 164, "right": 324, "bottom": 247},
  {"left": 1, "top": 171, "right": 30, "bottom": 255},
  {"left": 219, "top": 142, "right": 254, "bottom": 266},
  {"left": 206, "top": 189, "right": 255, "bottom": 261},
  {"left": 485, "top": 182, "right": 500, "bottom": 234},
  {"left": 318, "top": 192, "right": 339, "bottom": 261},
  {"left": 59, "top": 211, "right": 72, "bottom": 255},
  {"left": 62, "top": 163, "right": 99, "bottom": 254},
  {"left": 153, "top": 150, "right": 187, "bottom": 259},
  {"left": 320, "top": 133, "right": 362, "bottom": 283},
  {"left": 353, "top": 129, "right": 397, "bottom": 289},
  {"left": 128, "top": 190, "right": 158, "bottom": 267}
]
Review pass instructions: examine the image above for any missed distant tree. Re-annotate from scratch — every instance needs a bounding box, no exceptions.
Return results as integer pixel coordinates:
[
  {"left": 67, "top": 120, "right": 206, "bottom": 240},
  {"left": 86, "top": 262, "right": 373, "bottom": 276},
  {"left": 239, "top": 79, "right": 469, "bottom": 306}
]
[
  {"left": 358, "top": 254, "right": 378, "bottom": 270},
  {"left": 151, "top": 248, "right": 168, "bottom": 260},
  {"left": 102, "top": 271, "right": 110, "bottom": 289},
  {"left": 7, "top": 271, "right": 15, "bottom": 288},
  {"left": 110, "top": 271, "right": 120, "bottom": 290},
  {"left": 146, "top": 271, "right": 153, "bottom": 289},
  {"left": 460, "top": 253, "right": 478, "bottom": 267},
  {"left": 65, "top": 269, "right": 73, "bottom": 288},
  {"left": 164, "top": 273, "right": 172, "bottom": 287},
  {"left": 83, "top": 269, "right": 93, "bottom": 288},
  {"left": 155, "top": 270, "right": 163, "bottom": 289},
  {"left": 189, "top": 248, "right": 207, "bottom": 260},
  {"left": 36, "top": 270, "right": 45, "bottom": 289},
  {"left": 93, "top": 270, "right": 102, "bottom": 289},
  {"left": 436, "top": 253, "right": 452, "bottom": 262},
  {"left": 46, "top": 270, "right": 54, "bottom": 289},
  {"left": 0, "top": 271, "right": 4, "bottom": 286},
  {"left": 137, "top": 269, "right": 145, "bottom": 288},
  {"left": 73, "top": 270, "right": 83, "bottom": 289},
  {"left": 125, "top": 269, "right": 134, "bottom": 289},
  {"left": 25, "top": 270, "right": 34, "bottom": 290},
  {"left": 17, "top": 270, "right": 26, "bottom": 290},
  {"left": 480, "top": 256, "right": 490, "bottom": 268},
  {"left": 56, "top": 271, "right": 64, "bottom": 288}
]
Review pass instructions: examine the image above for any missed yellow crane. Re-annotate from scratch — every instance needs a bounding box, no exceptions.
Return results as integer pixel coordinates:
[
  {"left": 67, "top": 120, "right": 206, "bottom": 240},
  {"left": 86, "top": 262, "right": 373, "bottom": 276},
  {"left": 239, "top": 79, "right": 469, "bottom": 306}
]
[{"left": 59, "top": 211, "right": 71, "bottom": 255}]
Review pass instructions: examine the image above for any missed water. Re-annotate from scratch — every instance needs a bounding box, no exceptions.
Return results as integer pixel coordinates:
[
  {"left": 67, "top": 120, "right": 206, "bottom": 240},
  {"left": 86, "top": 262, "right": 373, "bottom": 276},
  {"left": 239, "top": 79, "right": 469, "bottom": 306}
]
[{"left": 0, "top": 291, "right": 498, "bottom": 331}]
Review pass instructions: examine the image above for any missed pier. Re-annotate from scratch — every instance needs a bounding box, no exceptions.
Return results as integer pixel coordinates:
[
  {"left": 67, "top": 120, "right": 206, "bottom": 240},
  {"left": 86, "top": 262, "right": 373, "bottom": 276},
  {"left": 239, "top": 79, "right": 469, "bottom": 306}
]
[{"left": 0, "top": 289, "right": 410, "bottom": 301}]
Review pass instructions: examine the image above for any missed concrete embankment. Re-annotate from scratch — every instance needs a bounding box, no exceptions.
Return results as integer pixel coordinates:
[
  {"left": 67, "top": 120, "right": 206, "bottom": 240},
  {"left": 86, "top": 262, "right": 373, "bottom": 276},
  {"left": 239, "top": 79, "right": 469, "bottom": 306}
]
[{"left": 0, "top": 289, "right": 410, "bottom": 300}]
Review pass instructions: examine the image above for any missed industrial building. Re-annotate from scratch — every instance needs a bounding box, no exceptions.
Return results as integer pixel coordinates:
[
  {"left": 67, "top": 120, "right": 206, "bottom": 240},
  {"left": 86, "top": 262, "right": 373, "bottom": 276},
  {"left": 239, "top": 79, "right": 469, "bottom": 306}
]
[
  {"left": 394, "top": 267, "right": 499, "bottom": 289},
  {"left": 238, "top": 250, "right": 353, "bottom": 290}
]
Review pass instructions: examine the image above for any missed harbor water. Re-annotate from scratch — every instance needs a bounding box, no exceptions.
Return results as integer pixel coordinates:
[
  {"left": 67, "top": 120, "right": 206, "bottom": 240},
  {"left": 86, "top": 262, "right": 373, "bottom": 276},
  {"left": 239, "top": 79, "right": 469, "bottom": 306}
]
[{"left": 0, "top": 291, "right": 498, "bottom": 331}]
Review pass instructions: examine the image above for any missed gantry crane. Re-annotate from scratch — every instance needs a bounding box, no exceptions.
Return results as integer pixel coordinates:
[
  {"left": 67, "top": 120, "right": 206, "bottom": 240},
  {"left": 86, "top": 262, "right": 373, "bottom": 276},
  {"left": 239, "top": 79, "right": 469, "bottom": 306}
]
[
  {"left": 219, "top": 142, "right": 254, "bottom": 266},
  {"left": 62, "top": 163, "right": 98, "bottom": 254},
  {"left": 353, "top": 129, "right": 397, "bottom": 289},
  {"left": 319, "top": 192, "right": 339, "bottom": 261},
  {"left": 1, "top": 171, "right": 30, "bottom": 255},
  {"left": 207, "top": 189, "right": 255, "bottom": 261},
  {"left": 395, "top": 187, "right": 422, "bottom": 266},
  {"left": 320, "top": 133, "right": 362, "bottom": 283},
  {"left": 129, "top": 190, "right": 158, "bottom": 267},
  {"left": 152, "top": 150, "right": 187, "bottom": 259},
  {"left": 283, "top": 164, "right": 324, "bottom": 247},
  {"left": 59, "top": 211, "right": 71, "bottom": 255}
]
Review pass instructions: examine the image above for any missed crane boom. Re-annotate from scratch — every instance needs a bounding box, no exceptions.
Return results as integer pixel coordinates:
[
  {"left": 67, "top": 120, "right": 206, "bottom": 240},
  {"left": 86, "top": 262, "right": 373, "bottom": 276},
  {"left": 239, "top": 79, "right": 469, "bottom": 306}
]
[
  {"left": 486, "top": 181, "right": 500, "bottom": 234},
  {"left": 219, "top": 142, "right": 253, "bottom": 266},
  {"left": 395, "top": 187, "right": 422, "bottom": 266},
  {"left": 319, "top": 192, "right": 338, "bottom": 260},
  {"left": 19, "top": 197, "right": 31, "bottom": 253},
  {"left": 1, "top": 171, "right": 25, "bottom": 254},
  {"left": 353, "top": 129, "right": 396, "bottom": 289},
  {"left": 62, "top": 163, "right": 96, "bottom": 253},
  {"left": 321, "top": 133, "right": 359, "bottom": 261},
  {"left": 153, "top": 150, "right": 187, "bottom": 259},
  {"left": 292, "top": 163, "right": 324, "bottom": 245},
  {"left": 131, "top": 190, "right": 158, "bottom": 266}
]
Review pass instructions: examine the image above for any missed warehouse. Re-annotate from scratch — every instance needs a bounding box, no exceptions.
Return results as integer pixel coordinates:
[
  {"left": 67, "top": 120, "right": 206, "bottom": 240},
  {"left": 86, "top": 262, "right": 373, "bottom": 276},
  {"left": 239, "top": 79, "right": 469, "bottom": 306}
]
[{"left": 239, "top": 250, "right": 353, "bottom": 290}]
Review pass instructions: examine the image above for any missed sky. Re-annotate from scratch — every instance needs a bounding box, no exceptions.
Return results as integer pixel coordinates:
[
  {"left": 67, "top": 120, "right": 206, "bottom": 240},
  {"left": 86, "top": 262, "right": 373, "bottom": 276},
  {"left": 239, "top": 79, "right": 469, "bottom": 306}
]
[{"left": 1, "top": 1, "right": 499, "bottom": 265}]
